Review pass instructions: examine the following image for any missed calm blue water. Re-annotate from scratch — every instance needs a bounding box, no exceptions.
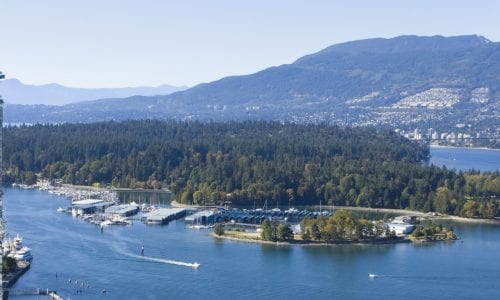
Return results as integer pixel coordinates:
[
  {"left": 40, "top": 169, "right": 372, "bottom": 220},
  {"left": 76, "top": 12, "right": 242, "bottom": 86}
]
[
  {"left": 4, "top": 147, "right": 500, "bottom": 299},
  {"left": 5, "top": 188, "right": 500, "bottom": 300},
  {"left": 430, "top": 146, "right": 500, "bottom": 172}
]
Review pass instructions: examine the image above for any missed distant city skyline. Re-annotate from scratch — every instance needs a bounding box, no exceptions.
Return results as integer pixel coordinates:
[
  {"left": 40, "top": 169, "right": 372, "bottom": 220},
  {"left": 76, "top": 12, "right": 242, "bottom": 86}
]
[{"left": 1, "top": 0, "right": 499, "bottom": 89}]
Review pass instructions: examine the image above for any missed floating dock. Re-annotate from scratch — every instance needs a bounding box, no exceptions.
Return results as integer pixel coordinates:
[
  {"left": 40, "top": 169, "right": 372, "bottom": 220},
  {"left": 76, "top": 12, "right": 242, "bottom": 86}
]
[
  {"left": 71, "top": 199, "right": 115, "bottom": 215},
  {"left": 2, "top": 261, "right": 31, "bottom": 289},
  {"left": 105, "top": 204, "right": 139, "bottom": 217},
  {"left": 142, "top": 208, "right": 187, "bottom": 225}
]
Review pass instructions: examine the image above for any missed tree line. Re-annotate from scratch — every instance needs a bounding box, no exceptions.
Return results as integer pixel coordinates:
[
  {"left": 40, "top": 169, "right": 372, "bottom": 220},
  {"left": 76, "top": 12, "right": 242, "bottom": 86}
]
[
  {"left": 300, "top": 210, "right": 396, "bottom": 242},
  {"left": 3, "top": 120, "right": 499, "bottom": 218}
]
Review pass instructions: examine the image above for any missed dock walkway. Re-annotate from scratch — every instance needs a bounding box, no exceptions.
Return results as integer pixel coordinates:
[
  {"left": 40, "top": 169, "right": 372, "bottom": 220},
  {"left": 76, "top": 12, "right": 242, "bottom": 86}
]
[{"left": 2, "top": 261, "right": 30, "bottom": 289}]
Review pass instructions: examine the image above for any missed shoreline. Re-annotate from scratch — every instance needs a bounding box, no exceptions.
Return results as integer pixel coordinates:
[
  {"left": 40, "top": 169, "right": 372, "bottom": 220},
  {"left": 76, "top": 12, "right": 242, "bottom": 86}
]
[
  {"left": 210, "top": 232, "right": 411, "bottom": 247},
  {"left": 337, "top": 206, "right": 500, "bottom": 225},
  {"left": 430, "top": 144, "right": 500, "bottom": 151},
  {"left": 20, "top": 184, "right": 500, "bottom": 225},
  {"left": 170, "top": 200, "right": 200, "bottom": 208},
  {"left": 61, "top": 184, "right": 171, "bottom": 193},
  {"left": 3, "top": 261, "right": 31, "bottom": 288}
]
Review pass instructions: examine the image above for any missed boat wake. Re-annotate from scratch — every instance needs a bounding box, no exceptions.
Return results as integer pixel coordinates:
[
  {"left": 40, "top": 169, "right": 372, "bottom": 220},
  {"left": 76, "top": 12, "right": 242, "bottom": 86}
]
[
  {"left": 114, "top": 246, "right": 200, "bottom": 269},
  {"left": 126, "top": 252, "right": 200, "bottom": 269},
  {"left": 104, "top": 229, "right": 200, "bottom": 269}
]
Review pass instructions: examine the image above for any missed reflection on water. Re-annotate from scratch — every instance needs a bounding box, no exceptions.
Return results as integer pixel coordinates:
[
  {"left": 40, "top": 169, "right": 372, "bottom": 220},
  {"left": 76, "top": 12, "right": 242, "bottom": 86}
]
[
  {"left": 117, "top": 190, "right": 171, "bottom": 206},
  {"left": 302, "top": 243, "right": 394, "bottom": 257}
]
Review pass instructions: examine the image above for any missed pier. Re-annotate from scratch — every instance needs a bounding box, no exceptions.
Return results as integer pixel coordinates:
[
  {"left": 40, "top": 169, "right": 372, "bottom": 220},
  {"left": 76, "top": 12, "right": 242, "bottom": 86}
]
[
  {"left": 2, "top": 261, "right": 30, "bottom": 290},
  {"left": 142, "top": 208, "right": 187, "bottom": 225},
  {"left": 5, "top": 288, "right": 60, "bottom": 298}
]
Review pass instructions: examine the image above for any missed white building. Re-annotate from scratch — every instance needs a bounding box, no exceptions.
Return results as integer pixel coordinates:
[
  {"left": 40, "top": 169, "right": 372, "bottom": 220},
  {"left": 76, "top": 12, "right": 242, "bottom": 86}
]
[{"left": 386, "top": 223, "right": 415, "bottom": 236}]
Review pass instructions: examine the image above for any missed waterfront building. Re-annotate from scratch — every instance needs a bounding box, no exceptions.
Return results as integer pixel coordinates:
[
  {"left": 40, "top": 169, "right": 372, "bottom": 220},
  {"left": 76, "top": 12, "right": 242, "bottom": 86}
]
[{"left": 386, "top": 223, "right": 415, "bottom": 236}]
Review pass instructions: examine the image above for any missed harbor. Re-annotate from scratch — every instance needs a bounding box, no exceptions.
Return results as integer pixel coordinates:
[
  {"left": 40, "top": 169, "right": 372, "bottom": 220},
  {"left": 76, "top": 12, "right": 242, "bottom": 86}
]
[
  {"left": 36, "top": 182, "right": 182, "bottom": 227},
  {"left": 0, "top": 172, "right": 490, "bottom": 299},
  {"left": 209, "top": 208, "right": 332, "bottom": 224},
  {"left": 2, "top": 234, "right": 35, "bottom": 299},
  {"left": 4, "top": 187, "right": 500, "bottom": 300},
  {"left": 21, "top": 181, "right": 336, "bottom": 230}
]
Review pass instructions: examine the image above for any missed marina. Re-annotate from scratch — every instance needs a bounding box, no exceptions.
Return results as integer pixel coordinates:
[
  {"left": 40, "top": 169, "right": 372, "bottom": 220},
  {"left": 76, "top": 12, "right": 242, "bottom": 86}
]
[
  {"left": 210, "top": 208, "right": 332, "bottom": 224},
  {"left": 2, "top": 147, "right": 500, "bottom": 299},
  {"left": 2, "top": 233, "right": 33, "bottom": 295},
  {"left": 4, "top": 187, "right": 500, "bottom": 299}
]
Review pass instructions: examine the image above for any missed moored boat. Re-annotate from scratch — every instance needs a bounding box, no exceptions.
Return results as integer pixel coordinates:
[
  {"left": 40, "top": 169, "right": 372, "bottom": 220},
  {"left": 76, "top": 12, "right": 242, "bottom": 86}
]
[
  {"left": 11, "top": 246, "right": 33, "bottom": 262},
  {"left": 5, "top": 234, "right": 34, "bottom": 262}
]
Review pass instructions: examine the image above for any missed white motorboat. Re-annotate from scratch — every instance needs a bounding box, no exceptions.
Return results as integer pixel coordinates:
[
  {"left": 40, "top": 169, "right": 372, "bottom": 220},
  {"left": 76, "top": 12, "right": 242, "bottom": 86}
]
[
  {"left": 369, "top": 273, "right": 377, "bottom": 278},
  {"left": 12, "top": 246, "right": 33, "bottom": 262},
  {"left": 101, "top": 216, "right": 131, "bottom": 226},
  {"left": 6, "top": 234, "right": 34, "bottom": 262},
  {"left": 71, "top": 207, "right": 80, "bottom": 217},
  {"left": 56, "top": 207, "right": 66, "bottom": 213},
  {"left": 100, "top": 220, "right": 113, "bottom": 227},
  {"left": 187, "top": 224, "right": 210, "bottom": 230},
  {"left": 111, "top": 216, "right": 131, "bottom": 225}
]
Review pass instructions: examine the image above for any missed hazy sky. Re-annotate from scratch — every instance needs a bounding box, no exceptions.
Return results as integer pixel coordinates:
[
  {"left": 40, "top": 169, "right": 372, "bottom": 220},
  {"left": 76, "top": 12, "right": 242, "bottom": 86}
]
[{"left": 1, "top": 0, "right": 499, "bottom": 88}]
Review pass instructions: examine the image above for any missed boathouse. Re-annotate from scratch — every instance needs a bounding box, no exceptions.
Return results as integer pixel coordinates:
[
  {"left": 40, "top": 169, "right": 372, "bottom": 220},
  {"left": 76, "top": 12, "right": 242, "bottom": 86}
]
[{"left": 142, "top": 208, "right": 187, "bottom": 225}]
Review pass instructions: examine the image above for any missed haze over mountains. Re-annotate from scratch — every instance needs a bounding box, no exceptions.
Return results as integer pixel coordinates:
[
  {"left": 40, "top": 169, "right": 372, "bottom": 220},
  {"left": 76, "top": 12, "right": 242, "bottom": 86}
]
[
  {"left": 0, "top": 78, "right": 186, "bottom": 105},
  {"left": 4, "top": 35, "right": 500, "bottom": 134}
]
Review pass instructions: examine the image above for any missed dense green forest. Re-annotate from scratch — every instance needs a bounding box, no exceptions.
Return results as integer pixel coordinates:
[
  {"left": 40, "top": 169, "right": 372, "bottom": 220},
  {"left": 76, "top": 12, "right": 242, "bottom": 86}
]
[{"left": 3, "top": 120, "right": 500, "bottom": 218}]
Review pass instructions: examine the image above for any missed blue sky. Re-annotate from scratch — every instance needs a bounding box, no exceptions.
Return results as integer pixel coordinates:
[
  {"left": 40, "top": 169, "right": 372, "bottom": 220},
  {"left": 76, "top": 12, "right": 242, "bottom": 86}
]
[{"left": 1, "top": 0, "right": 499, "bottom": 88}]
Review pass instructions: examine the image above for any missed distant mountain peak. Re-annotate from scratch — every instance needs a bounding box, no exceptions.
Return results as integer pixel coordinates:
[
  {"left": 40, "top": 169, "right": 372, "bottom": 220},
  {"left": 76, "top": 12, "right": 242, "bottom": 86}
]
[
  {"left": 5, "top": 34, "right": 499, "bottom": 133},
  {"left": 295, "top": 34, "right": 495, "bottom": 64},
  {"left": 0, "top": 78, "right": 187, "bottom": 105}
]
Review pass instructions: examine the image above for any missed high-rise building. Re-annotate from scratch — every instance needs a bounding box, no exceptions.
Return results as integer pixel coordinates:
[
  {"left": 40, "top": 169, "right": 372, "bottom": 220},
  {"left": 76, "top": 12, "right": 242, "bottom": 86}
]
[{"left": 0, "top": 71, "right": 5, "bottom": 298}]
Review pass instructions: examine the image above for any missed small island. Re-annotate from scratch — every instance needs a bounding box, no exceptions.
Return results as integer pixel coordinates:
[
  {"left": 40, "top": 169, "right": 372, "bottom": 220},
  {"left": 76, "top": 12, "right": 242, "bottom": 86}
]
[{"left": 212, "top": 209, "right": 457, "bottom": 245}]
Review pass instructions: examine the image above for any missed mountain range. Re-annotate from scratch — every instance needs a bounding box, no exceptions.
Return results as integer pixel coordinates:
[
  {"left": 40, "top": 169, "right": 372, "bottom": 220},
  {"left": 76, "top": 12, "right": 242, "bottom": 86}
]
[
  {"left": 4, "top": 35, "right": 500, "bottom": 134},
  {"left": 0, "top": 78, "right": 186, "bottom": 105}
]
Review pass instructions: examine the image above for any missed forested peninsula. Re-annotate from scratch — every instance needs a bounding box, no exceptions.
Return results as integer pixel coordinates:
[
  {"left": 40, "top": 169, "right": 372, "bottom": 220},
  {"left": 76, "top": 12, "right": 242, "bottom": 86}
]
[{"left": 4, "top": 120, "right": 499, "bottom": 218}]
